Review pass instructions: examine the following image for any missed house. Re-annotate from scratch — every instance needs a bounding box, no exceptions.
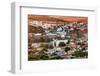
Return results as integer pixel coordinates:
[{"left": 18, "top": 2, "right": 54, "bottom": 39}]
[{"left": 31, "top": 43, "right": 40, "bottom": 48}]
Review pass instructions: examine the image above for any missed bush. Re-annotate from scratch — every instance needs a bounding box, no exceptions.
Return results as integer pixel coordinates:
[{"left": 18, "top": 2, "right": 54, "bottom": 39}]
[
  {"left": 28, "top": 49, "right": 49, "bottom": 60},
  {"left": 50, "top": 56, "right": 63, "bottom": 59},
  {"left": 58, "top": 42, "right": 66, "bottom": 47},
  {"left": 39, "top": 53, "right": 49, "bottom": 60},
  {"left": 64, "top": 47, "right": 71, "bottom": 52},
  {"left": 28, "top": 53, "right": 40, "bottom": 60},
  {"left": 66, "top": 40, "right": 70, "bottom": 44},
  {"left": 40, "top": 43, "right": 48, "bottom": 49},
  {"left": 40, "top": 37, "right": 45, "bottom": 42},
  {"left": 72, "top": 51, "right": 88, "bottom": 58}
]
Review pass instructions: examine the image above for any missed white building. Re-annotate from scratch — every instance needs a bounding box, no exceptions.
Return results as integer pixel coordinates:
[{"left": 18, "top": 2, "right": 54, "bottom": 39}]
[{"left": 51, "top": 39, "right": 68, "bottom": 47}]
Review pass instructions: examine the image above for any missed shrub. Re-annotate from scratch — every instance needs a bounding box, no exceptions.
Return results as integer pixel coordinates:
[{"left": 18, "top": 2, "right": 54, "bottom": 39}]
[
  {"left": 72, "top": 51, "right": 88, "bottom": 58},
  {"left": 64, "top": 47, "right": 71, "bottom": 52},
  {"left": 59, "top": 42, "right": 66, "bottom": 47}
]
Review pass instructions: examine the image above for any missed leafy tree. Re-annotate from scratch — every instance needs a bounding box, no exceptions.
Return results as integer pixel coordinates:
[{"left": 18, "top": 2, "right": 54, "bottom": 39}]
[
  {"left": 31, "top": 26, "right": 45, "bottom": 33},
  {"left": 28, "top": 52, "right": 40, "bottom": 60},
  {"left": 40, "top": 43, "right": 48, "bottom": 49},
  {"left": 41, "top": 48, "right": 48, "bottom": 52},
  {"left": 39, "top": 53, "right": 49, "bottom": 60},
  {"left": 50, "top": 56, "right": 63, "bottom": 59},
  {"left": 72, "top": 51, "right": 88, "bottom": 58},
  {"left": 40, "top": 37, "right": 45, "bottom": 42},
  {"left": 38, "top": 50, "right": 49, "bottom": 60},
  {"left": 77, "top": 32, "right": 83, "bottom": 38},
  {"left": 64, "top": 47, "right": 71, "bottom": 52},
  {"left": 58, "top": 42, "right": 66, "bottom": 47},
  {"left": 66, "top": 40, "right": 70, "bottom": 44},
  {"left": 28, "top": 50, "right": 49, "bottom": 60}
]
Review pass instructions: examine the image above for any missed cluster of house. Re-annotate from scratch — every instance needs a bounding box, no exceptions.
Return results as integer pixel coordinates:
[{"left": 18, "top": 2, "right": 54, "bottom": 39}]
[{"left": 28, "top": 16, "right": 88, "bottom": 58}]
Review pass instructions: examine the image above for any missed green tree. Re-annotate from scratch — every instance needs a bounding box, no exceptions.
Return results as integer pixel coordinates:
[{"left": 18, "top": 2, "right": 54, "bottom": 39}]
[
  {"left": 65, "top": 47, "right": 71, "bottom": 52},
  {"left": 38, "top": 50, "right": 49, "bottom": 60},
  {"left": 40, "top": 37, "right": 45, "bottom": 42},
  {"left": 72, "top": 51, "right": 88, "bottom": 58},
  {"left": 64, "top": 47, "right": 71, "bottom": 55},
  {"left": 40, "top": 43, "right": 48, "bottom": 49},
  {"left": 59, "top": 42, "right": 66, "bottom": 47}
]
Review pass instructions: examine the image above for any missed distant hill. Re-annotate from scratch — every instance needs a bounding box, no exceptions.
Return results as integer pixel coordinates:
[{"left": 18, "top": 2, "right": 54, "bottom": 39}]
[
  {"left": 28, "top": 15, "right": 88, "bottom": 24},
  {"left": 28, "top": 15, "right": 66, "bottom": 22},
  {"left": 50, "top": 16, "right": 88, "bottom": 24}
]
